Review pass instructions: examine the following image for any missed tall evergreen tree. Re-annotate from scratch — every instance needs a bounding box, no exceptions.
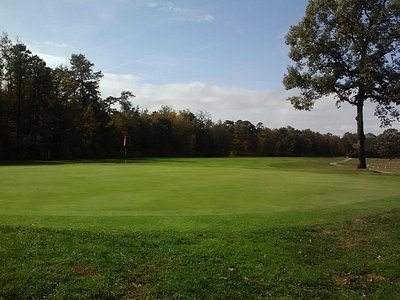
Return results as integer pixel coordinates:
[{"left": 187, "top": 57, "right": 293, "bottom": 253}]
[{"left": 70, "top": 54, "right": 103, "bottom": 106}]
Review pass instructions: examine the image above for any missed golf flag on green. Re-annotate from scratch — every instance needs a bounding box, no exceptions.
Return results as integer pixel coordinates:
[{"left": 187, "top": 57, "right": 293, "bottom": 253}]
[{"left": 123, "top": 133, "right": 127, "bottom": 162}]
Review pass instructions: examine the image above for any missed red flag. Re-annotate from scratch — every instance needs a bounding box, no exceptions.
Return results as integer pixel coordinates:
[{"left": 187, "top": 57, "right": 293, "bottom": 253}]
[{"left": 123, "top": 135, "right": 127, "bottom": 148}]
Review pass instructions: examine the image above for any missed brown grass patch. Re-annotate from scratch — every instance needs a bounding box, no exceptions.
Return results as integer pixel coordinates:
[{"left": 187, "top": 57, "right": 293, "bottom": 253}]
[
  {"left": 122, "top": 281, "right": 151, "bottom": 299},
  {"left": 331, "top": 273, "right": 386, "bottom": 287},
  {"left": 196, "top": 233, "right": 208, "bottom": 240},
  {"left": 378, "top": 210, "right": 400, "bottom": 221},
  {"left": 331, "top": 273, "right": 357, "bottom": 286},
  {"left": 71, "top": 265, "right": 96, "bottom": 277},
  {"left": 47, "top": 262, "right": 96, "bottom": 277},
  {"left": 336, "top": 217, "right": 374, "bottom": 248},
  {"left": 338, "top": 235, "right": 367, "bottom": 248},
  {"left": 318, "top": 228, "right": 333, "bottom": 236},
  {"left": 361, "top": 273, "right": 387, "bottom": 283}
]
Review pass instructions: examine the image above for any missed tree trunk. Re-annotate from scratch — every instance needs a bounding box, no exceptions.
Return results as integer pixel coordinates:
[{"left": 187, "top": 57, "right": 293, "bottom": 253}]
[
  {"left": 356, "top": 100, "right": 367, "bottom": 169},
  {"left": 17, "top": 68, "right": 22, "bottom": 155}
]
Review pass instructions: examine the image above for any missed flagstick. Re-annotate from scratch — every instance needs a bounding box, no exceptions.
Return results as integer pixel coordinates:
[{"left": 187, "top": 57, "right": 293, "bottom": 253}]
[{"left": 123, "top": 132, "right": 127, "bottom": 164}]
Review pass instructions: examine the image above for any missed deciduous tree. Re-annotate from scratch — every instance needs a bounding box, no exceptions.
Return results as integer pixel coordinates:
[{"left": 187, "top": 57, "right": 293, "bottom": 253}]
[
  {"left": 377, "top": 128, "right": 400, "bottom": 158},
  {"left": 283, "top": 0, "right": 400, "bottom": 168}
]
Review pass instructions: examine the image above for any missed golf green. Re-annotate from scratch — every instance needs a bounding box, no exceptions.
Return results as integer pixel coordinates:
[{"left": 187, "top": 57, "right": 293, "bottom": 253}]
[{"left": 1, "top": 157, "right": 399, "bottom": 230}]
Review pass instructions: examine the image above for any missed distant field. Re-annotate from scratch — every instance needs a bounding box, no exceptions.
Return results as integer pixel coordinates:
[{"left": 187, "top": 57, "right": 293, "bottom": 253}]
[
  {"left": 1, "top": 157, "right": 399, "bottom": 298},
  {"left": 367, "top": 158, "right": 400, "bottom": 173},
  {"left": 336, "top": 157, "right": 400, "bottom": 174}
]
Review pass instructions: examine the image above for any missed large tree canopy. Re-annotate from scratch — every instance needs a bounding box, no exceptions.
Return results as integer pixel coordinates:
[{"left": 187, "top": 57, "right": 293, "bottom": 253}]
[{"left": 283, "top": 0, "right": 400, "bottom": 168}]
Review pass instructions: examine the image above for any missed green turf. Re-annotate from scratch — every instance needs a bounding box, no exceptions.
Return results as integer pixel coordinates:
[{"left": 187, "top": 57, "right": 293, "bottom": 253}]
[
  {"left": 1, "top": 157, "right": 399, "bottom": 225},
  {"left": 1, "top": 157, "right": 399, "bottom": 298}
]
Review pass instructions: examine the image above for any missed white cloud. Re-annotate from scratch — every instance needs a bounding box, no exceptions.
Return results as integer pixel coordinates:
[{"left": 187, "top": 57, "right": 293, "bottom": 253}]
[
  {"left": 42, "top": 41, "right": 68, "bottom": 48},
  {"left": 197, "top": 14, "right": 215, "bottom": 23},
  {"left": 100, "top": 73, "right": 400, "bottom": 135},
  {"left": 28, "top": 41, "right": 73, "bottom": 68},
  {"left": 147, "top": 1, "right": 215, "bottom": 23},
  {"left": 29, "top": 40, "right": 72, "bottom": 53},
  {"left": 35, "top": 52, "right": 69, "bottom": 68},
  {"left": 147, "top": 2, "right": 158, "bottom": 8},
  {"left": 100, "top": 73, "right": 142, "bottom": 96}
]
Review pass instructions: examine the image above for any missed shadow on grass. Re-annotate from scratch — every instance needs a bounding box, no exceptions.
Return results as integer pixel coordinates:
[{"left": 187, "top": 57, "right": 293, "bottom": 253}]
[
  {"left": 0, "top": 157, "right": 204, "bottom": 167},
  {"left": 1, "top": 209, "right": 399, "bottom": 299}
]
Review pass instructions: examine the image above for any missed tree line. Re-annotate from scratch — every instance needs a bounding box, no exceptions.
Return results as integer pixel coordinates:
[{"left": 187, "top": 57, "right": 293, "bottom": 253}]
[{"left": 1, "top": 34, "right": 399, "bottom": 160}]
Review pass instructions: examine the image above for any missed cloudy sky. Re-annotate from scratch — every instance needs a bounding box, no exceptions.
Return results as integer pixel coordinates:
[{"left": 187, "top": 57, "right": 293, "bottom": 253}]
[{"left": 1, "top": 0, "right": 398, "bottom": 134}]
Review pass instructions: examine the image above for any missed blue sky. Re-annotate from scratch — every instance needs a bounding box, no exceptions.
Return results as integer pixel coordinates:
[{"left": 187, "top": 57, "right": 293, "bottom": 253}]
[{"left": 1, "top": 0, "right": 398, "bottom": 134}]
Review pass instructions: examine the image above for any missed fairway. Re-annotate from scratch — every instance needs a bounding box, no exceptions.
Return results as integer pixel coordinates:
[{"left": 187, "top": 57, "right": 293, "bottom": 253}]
[
  {"left": 1, "top": 158, "right": 400, "bottom": 298},
  {"left": 1, "top": 158, "right": 399, "bottom": 223}
]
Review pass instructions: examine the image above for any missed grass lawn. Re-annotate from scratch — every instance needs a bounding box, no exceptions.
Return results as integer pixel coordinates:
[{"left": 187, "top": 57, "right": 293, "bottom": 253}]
[{"left": 0, "top": 157, "right": 399, "bottom": 298}]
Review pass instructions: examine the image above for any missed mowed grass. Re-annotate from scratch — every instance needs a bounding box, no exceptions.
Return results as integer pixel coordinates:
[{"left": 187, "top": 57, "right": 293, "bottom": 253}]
[{"left": 0, "top": 157, "right": 399, "bottom": 298}]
